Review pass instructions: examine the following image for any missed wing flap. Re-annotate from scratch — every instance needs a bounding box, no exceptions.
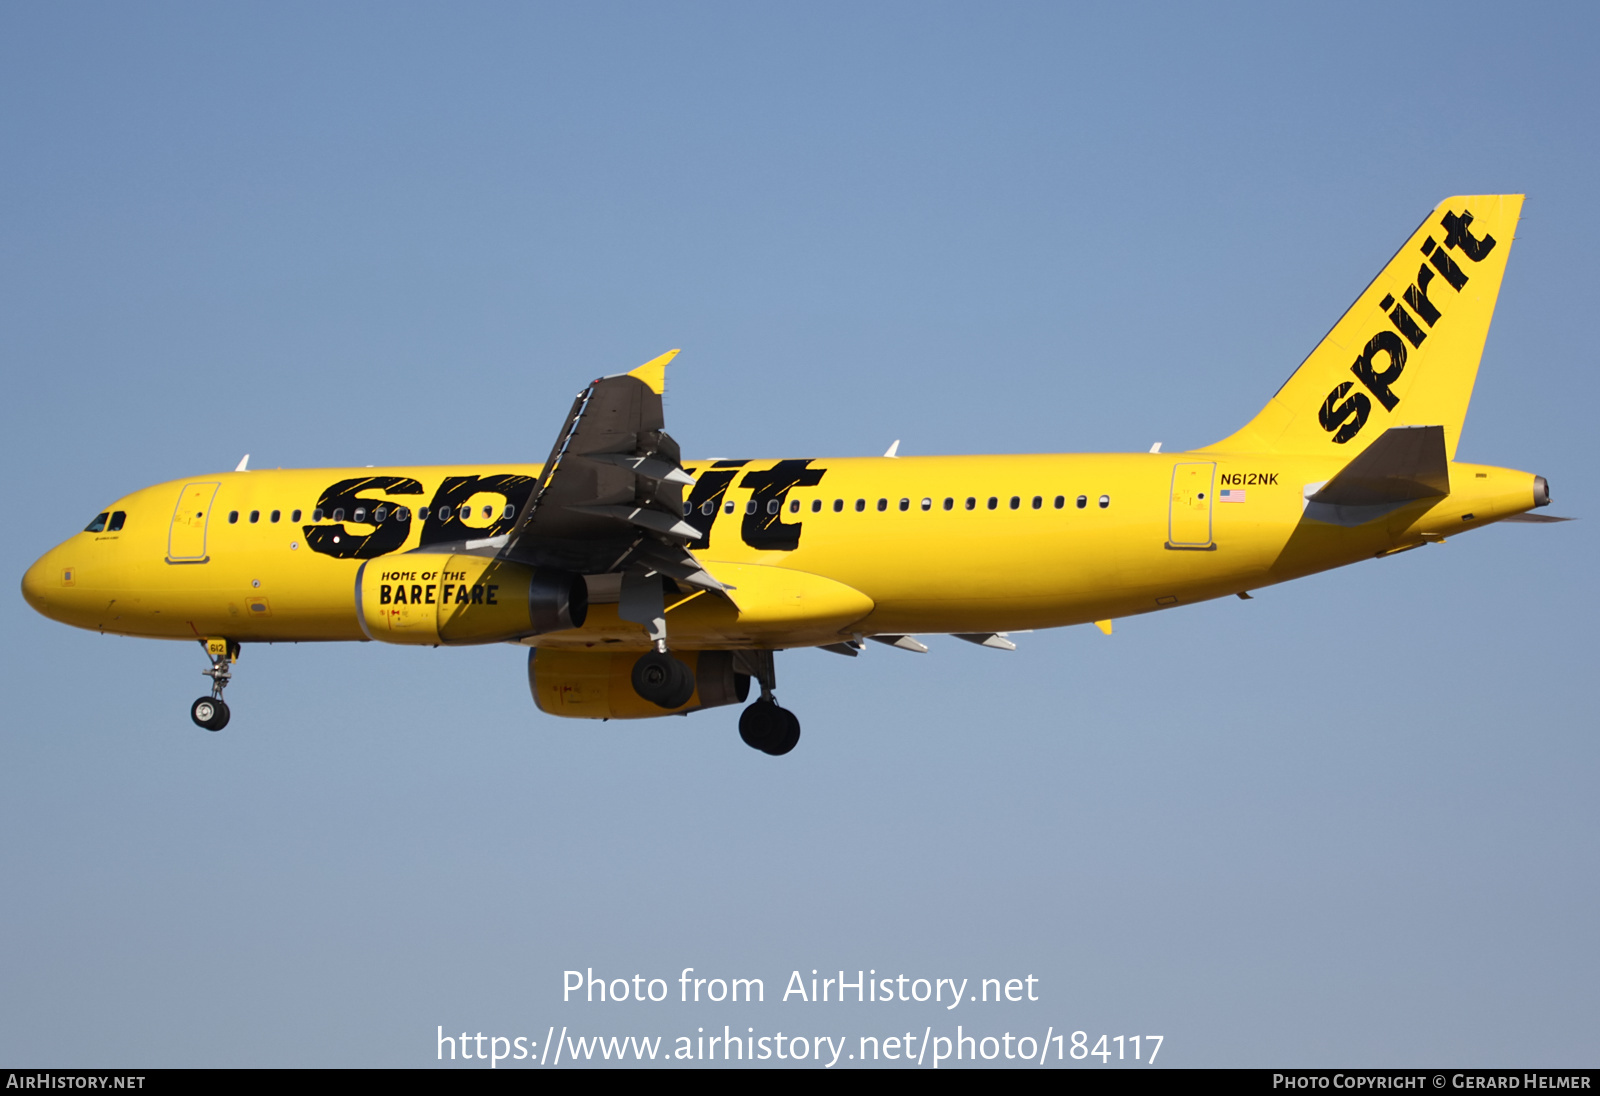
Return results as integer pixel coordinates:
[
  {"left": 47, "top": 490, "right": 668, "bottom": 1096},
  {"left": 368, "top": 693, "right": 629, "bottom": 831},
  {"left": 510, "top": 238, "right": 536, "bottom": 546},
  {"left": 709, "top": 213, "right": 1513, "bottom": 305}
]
[
  {"left": 565, "top": 504, "right": 703, "bottom": 541},
  {"left": 502, "top": 351, "right": 709, "bottom": 577}
]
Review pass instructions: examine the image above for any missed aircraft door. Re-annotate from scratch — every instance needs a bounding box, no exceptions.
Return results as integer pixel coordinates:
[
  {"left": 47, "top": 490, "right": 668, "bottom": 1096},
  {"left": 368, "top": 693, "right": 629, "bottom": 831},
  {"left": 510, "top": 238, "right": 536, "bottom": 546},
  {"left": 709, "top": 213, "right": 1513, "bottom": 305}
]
[
  {"left": 1167, "top": 462, "right": 1216, "bottom": 549},
  {"left": 168, "top": 481, "right": 220, "bottom": 562}
]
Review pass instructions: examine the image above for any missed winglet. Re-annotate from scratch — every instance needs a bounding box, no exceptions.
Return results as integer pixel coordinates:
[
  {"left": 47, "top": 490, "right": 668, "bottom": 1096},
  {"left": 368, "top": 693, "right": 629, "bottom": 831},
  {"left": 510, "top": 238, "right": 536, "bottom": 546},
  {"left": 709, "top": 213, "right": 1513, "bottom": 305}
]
[
  {"left": 1095, "top": 620, "right": 1113, "bottom": 635},
  {"left": 235, "top": 454, "right": 250, "bottom": 472},
  {"left": 626, "top": 350, "right": 679, "bottom": 395}
]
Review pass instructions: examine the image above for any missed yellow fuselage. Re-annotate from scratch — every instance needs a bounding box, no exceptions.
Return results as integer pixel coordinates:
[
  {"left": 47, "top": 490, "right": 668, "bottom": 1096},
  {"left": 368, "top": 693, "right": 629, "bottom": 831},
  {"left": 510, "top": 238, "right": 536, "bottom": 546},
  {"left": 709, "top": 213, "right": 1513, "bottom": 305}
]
[{"left": 21, "top": 452, "right": 1542, "bottom": 650}]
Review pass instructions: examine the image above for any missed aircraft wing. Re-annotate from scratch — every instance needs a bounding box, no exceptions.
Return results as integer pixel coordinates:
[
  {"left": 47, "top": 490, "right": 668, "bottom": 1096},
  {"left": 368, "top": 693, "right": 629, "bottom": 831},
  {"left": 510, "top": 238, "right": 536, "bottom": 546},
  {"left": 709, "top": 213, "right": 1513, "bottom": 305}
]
[{"left": 501, "top": 351, "right": 726, "bottom": 591}]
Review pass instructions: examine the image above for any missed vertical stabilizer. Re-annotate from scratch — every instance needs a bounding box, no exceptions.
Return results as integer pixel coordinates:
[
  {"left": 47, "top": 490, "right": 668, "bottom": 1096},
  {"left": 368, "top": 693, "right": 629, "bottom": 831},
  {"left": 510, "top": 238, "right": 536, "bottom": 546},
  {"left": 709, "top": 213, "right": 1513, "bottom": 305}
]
[{"left": 1206, "top": 195, "right": 1522, "bottom": 459}]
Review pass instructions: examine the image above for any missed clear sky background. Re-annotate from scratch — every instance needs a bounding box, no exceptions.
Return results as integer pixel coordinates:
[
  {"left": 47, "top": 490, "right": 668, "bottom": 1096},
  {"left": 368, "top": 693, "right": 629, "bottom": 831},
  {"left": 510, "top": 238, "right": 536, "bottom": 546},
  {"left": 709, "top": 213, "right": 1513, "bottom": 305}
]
[{"left": 2, "top": 2, "right": 1595, "bottom": 1069}]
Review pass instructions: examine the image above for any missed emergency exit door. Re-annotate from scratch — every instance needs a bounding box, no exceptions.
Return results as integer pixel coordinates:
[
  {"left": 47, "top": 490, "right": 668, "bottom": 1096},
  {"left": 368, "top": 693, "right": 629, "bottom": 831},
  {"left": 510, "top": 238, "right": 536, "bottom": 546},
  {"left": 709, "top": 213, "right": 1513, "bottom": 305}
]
[
  {"left": 1167, "top": 462, "right": 1216, "bottom": 549},
  {"left": 168, "top": 482, "right": 220, "bottom": 562}
]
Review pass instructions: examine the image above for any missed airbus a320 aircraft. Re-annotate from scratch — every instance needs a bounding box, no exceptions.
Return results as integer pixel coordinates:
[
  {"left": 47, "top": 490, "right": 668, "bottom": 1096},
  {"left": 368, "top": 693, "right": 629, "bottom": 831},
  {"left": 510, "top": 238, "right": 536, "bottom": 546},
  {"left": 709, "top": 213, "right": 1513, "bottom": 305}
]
[{"left": 22, "top": 195, "right": 1566, "bottom": 755}]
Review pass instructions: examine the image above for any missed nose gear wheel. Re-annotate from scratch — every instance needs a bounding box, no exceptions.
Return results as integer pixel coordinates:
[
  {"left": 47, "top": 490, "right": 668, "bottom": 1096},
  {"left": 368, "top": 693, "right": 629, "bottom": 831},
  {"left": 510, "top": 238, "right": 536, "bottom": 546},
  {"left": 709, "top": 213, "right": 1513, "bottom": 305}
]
[
  {"left": 190, "top": 696, "right": 230, "bottom": 731},
  {"left": 190, "top": 638, "right": 238, "bottom": 731}
]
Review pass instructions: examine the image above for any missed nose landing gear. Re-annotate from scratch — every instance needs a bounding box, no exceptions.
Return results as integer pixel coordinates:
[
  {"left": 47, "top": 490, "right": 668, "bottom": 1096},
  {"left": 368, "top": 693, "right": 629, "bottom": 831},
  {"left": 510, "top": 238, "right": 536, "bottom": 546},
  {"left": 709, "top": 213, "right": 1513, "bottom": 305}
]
[{"left": 190, "top": 637, "right": 238, "bottom": 731}]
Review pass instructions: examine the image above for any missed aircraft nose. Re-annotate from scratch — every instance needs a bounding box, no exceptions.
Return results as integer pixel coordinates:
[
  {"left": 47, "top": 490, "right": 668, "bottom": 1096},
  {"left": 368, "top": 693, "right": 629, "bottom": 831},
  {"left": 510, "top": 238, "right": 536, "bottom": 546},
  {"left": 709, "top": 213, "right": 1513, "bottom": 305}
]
[{"left": 21, "top": 546, "right": 66, "bottom": 620}]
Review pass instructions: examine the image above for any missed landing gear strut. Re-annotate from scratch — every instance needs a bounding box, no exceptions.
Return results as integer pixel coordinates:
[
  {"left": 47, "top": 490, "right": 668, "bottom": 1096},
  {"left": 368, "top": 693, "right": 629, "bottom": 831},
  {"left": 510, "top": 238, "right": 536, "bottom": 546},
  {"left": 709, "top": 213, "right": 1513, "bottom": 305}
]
[
  {"left": 191, "top": 638, "right": 237, "bottom": 731},
  {"left": 734, "top": 650, "right": 800, "bottom": 756}
]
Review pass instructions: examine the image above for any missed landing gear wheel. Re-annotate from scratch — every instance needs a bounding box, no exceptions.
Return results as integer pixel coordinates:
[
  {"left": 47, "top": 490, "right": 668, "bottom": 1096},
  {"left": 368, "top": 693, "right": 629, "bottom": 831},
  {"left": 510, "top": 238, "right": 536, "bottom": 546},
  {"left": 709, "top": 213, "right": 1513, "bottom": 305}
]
[
  {"left": 191, "top": 696, "right": 230, "bottom": 731},
  {"left": 739, "top": 699, "right": 801, "bottom": 755},
  {"left": 631, "top": 651, "right": 695, "bottom": 709}
]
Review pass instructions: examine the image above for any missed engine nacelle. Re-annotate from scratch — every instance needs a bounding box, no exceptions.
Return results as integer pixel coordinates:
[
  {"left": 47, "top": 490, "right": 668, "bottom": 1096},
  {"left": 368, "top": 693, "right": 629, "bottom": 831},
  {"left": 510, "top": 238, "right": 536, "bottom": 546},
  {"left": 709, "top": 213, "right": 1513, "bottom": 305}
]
[
  {"left": 530, "top": 648, "right": 750, "bottom": 719},
  {"left": 356, "top": 555, "right": 586, "bottom": 645}
]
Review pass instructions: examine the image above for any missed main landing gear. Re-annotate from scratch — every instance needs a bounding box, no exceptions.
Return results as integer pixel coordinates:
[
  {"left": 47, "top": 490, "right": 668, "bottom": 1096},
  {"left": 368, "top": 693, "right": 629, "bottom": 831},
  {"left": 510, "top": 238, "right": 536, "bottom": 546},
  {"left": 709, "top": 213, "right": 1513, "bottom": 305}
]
[
  {"left": 631, "top": 649, "right": 696, "bottom": 709},
  {"left": 190, "top": 637, "right": 238, "bottom": 731},
  {"left": 618, "top": 570, "right": 801, "bottom": 755},
  {"left": 739, "top": 699, "right": 800, "bottom": 756},
  {"left": 624, "top": 646, "right": 802, "bottom": 755},
  {"left": 733, "top": 650, "right": 800, "bottom": 757}
]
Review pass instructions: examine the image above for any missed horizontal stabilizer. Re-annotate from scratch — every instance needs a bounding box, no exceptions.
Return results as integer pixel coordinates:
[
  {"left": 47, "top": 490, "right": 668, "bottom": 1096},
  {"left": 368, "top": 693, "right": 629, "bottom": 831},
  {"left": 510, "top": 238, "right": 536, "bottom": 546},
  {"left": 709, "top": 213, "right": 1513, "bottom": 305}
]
[
  {"left": 1309, "top": 425, "right": 1449, "bottom": 507},
  {"left": 1498, "top": 513, "right": 1574, "bottom": 524}
]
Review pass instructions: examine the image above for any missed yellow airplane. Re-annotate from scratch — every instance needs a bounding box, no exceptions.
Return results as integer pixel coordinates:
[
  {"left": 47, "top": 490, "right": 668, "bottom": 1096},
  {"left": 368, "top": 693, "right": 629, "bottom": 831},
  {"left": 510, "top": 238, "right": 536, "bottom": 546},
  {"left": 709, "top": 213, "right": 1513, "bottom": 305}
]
[{"left": 21, "top": 195, "right": 1566, "bottom": 755}]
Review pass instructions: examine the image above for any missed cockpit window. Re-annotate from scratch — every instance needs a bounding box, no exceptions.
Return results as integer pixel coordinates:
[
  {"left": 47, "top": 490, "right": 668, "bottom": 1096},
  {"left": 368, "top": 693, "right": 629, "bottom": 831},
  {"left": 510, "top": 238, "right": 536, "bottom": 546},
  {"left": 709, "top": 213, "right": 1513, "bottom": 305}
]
[
  {"left": 84, "top": 512, "right": 109, "bottom": 533},
  {"left": 107, "top": 511, "right": 127, "bottom": 532}
]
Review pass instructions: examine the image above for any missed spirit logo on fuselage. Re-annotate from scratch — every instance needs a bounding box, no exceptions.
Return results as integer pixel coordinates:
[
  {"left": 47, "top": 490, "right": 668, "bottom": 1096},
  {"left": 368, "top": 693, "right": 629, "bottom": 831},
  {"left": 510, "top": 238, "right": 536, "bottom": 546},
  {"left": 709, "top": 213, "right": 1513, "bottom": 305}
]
[
  {"left": 1317, "top": 208, "right": 1498, "bottom": 444},
  {"left": 305, "top": 473, "right": 538, "bottom": 560},
  {"left": 306, "top": 464, "right": 827, "bottom": 561},
  {"left": 682, "top": 459, "right": 827, "bottom": 552}
]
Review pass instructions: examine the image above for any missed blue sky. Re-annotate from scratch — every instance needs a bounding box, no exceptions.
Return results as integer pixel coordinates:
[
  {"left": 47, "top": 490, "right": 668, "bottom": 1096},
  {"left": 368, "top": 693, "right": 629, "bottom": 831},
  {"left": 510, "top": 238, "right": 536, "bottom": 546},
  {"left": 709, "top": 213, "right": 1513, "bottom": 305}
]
[{"left": 2, "top": 2, "right": 1596, "bottom": 1067}]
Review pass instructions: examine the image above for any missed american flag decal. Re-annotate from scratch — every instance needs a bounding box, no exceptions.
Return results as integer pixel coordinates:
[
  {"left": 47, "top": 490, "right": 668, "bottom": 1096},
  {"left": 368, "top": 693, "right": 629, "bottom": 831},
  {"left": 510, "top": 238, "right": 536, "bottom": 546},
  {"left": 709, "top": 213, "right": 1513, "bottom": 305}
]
[{"left": 1219, "top": 489, "right": 1246, "bottom": 503}]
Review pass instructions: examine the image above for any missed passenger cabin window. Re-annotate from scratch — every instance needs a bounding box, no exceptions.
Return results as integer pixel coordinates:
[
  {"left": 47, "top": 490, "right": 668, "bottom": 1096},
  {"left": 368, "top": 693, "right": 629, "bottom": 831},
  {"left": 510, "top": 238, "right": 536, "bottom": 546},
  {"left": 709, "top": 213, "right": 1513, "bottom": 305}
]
[
  {"left": 503, "top": 505, "right": 515, "bottom": 519},
  {"left": 899, "top": 498, "right": 910, "bottom": 512},
  {"left": 353, "top": 507, "right": 367, "bottom": 523},
  {"left": 767, "top": 499, "right": 780, "bottom": 515},
  {"left": 292, "top": 509, "right": 303, "bottom": 522},
  {"left": 943, "top": 498, "right": 953, "bottom": 510},
  {"left": 855, "top": 499, "right": 866, "bottom": 512},
  {"left": 311, "top": 509, "right": 323, "bottom": 522},
  {"left": 1031, "top": 496, "right": 1042, "bottom": 510},
  {"left": 921, "top": 498, "right": 932, "bottom": 511},
  {"left": 1054, "top": 496, "right": 1065, "bottom": 509},
  {"left": 107, "top": 511, "right": 127, "bottom": 532},
  {"left": 333, "top": 508, "right": 345, "bottom": 522},
  {"left": 270, "top": 510, "right": 281, "bottom": 523},
  {"left": 1099, "top": 495, "right": 1111, "bottom": 508},
  {"left": 965, "top": 497, "right": 976, "bottom": 510},
  {"left": 789, "top": 500, "right": 800, "bottom": 514},
  {"left": 724, "top": 501, "right": 736, "bottom": 515},
  {"left": 1009, "top": 496, "right": 1020, "bottom": 510},
  {"left": 812, "top": 500, "right": 822, "bottom": 513},
  {"left": 482, "top": 505, "right": 493, "bottom": 519},
  {"left": 876, "top": 499, "right": 887, "bottom": 512},
  {"left": 833, "top": 499, "right": 843, "bottom": 512},
  {"left": 1076, "top": 495, "right": 1087, "bottom": 509},
  {"left": 374, "top": 505, "right": 388, "bottom": 522},
  {"left": 745, "top": 501, "right": 757, "bottom": 516},
  {"left": 228, "top": 511, "right": 239, "bottom": 524},
  {"left": 396, "top": 507, "right": 410, "bottom": 522},
  {"left": 987, "top": 497, "right": 998, "bottom": 510},
  {"left": 85, "top": 512, "right": 109, "bottom": 533}
]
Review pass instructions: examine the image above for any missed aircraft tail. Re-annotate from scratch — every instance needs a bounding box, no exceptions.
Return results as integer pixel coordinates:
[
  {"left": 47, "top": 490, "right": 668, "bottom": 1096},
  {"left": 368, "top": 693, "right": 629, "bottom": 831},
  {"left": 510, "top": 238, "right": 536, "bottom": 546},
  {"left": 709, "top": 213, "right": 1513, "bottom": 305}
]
[{"left": 1206, "top": 195, "right": 1522, "bottom": 460}]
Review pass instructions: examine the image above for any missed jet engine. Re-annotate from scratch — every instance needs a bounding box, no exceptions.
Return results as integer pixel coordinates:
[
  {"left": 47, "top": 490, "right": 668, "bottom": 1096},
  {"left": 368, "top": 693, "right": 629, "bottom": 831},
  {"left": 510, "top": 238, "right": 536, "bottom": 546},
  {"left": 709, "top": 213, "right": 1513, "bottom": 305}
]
[
  {"left": 529, "top": 648, "right": 750, "bottom": 719},
  {"left": 355, "top": 555, "right": 586, "bottom": 645}
]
